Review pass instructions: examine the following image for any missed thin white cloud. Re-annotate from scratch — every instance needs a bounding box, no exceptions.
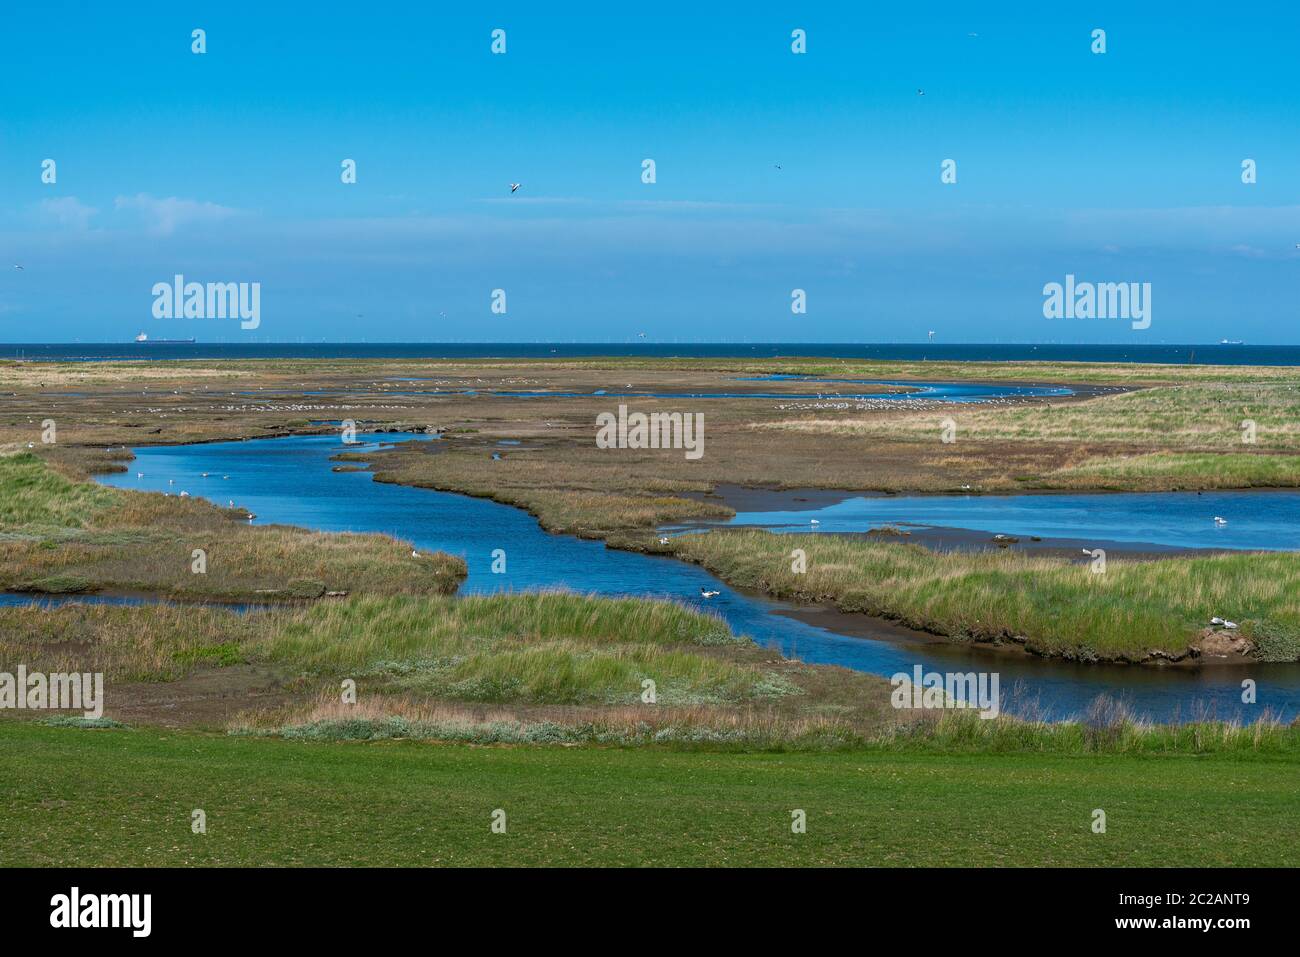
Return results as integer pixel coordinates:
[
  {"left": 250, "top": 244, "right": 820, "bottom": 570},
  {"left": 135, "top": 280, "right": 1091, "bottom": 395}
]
[
  {"left": 479, "top": 196, "right": 596, "bottom": 206},
  {"left": 37, "top": 196, "right": 99, "bottom": 231},
  {"left": 478, "top": 196, "right": 776, "bottom": 213},
  {"left": 616, "top": 198, "right": 774, "bottom": 213},
  {"left": 113, "top": 193, "right": 241, "bottom": 235}
]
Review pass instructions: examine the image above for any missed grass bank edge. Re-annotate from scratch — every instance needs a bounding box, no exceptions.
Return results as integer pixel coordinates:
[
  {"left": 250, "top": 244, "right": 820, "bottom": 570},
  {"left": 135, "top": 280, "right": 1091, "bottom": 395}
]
[
  {"left": 0, "top": 450, "right": 467, "bottom": 600},
  {"left": 655, "top": 529, "right": 1300, "bottom": 663}
]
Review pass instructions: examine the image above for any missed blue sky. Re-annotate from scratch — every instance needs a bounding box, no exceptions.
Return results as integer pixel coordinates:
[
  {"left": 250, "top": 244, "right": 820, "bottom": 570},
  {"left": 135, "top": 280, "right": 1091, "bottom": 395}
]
[{"left": 1, "top": 2, "right": 1298, "bottom": 343}]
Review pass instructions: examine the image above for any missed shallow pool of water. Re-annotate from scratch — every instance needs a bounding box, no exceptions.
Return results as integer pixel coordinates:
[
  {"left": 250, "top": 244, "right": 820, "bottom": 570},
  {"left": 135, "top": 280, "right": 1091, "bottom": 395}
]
[{"left": 709, "top": 490, "right": 1300, "bottom": 552}]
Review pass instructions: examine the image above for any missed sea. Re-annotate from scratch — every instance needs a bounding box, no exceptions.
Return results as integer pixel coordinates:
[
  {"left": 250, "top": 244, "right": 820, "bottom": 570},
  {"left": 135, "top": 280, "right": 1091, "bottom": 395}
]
[{"left": 4, "top": 342, "right": 1300, "bottom": 365}]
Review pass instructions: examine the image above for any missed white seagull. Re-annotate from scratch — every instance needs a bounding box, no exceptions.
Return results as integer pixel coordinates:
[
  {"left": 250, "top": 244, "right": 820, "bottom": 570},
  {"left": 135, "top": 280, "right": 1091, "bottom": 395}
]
[
  {"left": 658, "top": 537, "right": 670, "bottom": 545},
  {"left": 12, "top": 264, "right": 23, "bottom": 271},
  {"left": 700, "top": 589, "right": 720, "bottom": 599},
  {"left": 1213, "top": 516, "right": 1228, "bottom": 526}
]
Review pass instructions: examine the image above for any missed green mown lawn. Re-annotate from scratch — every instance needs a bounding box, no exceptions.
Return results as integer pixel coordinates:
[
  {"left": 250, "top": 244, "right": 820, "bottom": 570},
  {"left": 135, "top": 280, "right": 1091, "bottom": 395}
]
[{"left": 1, "top": 721, "right": 1295, "bottom": 866}]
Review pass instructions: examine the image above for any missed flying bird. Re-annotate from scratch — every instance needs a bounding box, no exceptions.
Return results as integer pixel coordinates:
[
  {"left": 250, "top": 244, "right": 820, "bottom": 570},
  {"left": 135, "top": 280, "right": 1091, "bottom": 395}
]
[
  {"left": 916, "top": 89, "right": 925, "bottom": 96},
  {"left": 509, "top": 183, "right": 521, "bottom": 193},
  {"left": 12, "top": 264, "right": 23, "bottom": 271}
]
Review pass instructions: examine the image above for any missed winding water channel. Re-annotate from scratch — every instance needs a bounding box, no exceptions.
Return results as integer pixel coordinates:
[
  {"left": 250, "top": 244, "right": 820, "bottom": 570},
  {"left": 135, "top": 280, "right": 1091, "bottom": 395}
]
[{"left": 89, "top": 427, "right": 1300, "bottom": 723}]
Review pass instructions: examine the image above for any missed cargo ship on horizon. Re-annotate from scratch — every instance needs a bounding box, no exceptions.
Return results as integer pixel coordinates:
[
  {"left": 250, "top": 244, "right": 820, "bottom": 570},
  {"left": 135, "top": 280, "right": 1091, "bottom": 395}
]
[{"left": 134, "top": 332, "right": 196, "bottom": 344}]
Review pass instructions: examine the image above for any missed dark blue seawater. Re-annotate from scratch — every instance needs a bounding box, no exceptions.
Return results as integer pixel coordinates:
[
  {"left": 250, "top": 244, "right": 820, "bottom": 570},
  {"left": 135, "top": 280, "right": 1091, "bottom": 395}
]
[
  {"left": 708, "top": 491, "right": 1300, "bottom": 552},
  {"left": 7, "top": 342, "right": 1300, "bottom": 365},
  {"left": 94, "top": 433, "right": 1300, "bottom": 723}
]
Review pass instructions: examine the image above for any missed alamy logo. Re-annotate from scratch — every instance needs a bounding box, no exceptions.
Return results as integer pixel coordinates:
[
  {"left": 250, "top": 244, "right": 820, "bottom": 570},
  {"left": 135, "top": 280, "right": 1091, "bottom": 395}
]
[
  {"left": 596, "top": 404, "right": 704, "bottom": 460},
  {"left": 890, "top": 665, "right": 1000, "bottom": 718},
  {"left": 1042, "top": 274, "right": 1150, "bottom": 330},
  {"left": 50, "top": 887, "right": 151, "bottom": 937},
  {"left": 152, "top": 274, "right": 261, "bottom": 329},
  {"left": 0, "top": 667, "right": 103, "bottom": 719}
]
